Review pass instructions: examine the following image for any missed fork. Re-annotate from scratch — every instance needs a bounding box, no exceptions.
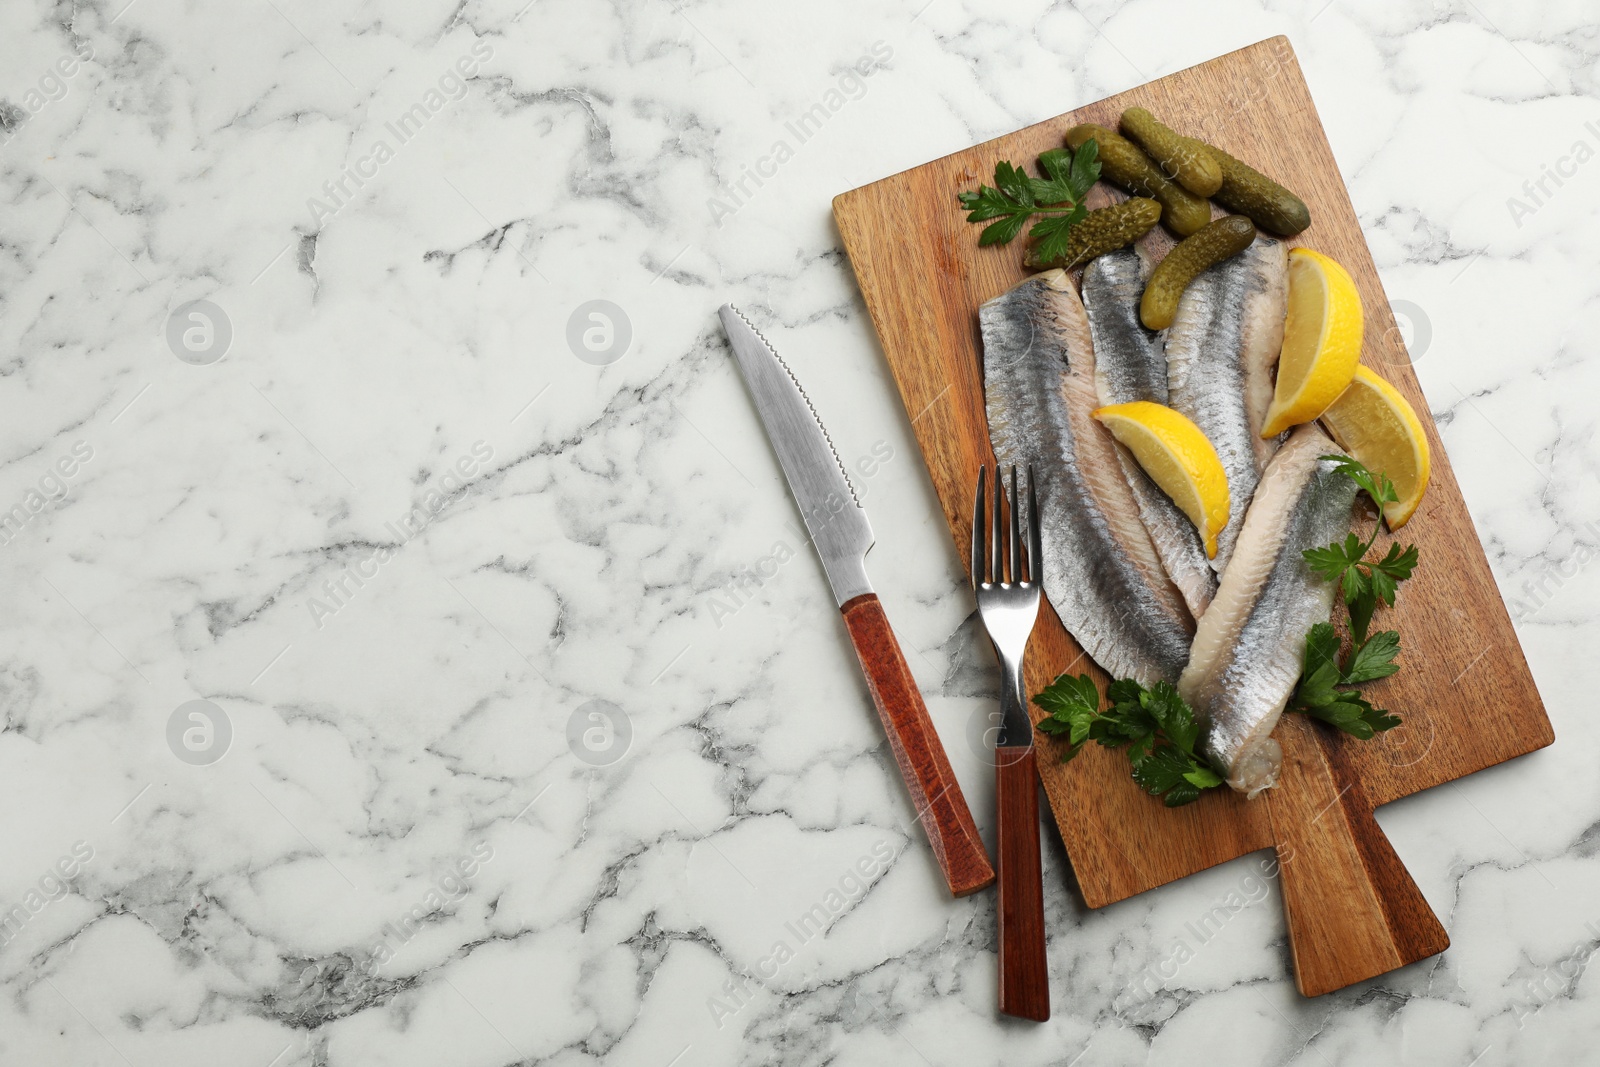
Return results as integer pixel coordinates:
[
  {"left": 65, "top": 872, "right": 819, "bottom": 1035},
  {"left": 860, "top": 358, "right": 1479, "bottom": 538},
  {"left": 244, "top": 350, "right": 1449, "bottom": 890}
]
[{"left": 971, "top": 464, "right": 1049, "bottom": 1021}]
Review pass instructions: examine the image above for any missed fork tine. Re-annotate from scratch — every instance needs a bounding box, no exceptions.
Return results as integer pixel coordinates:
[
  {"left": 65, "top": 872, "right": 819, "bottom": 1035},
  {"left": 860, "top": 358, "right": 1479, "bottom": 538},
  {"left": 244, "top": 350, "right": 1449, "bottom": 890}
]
[
  {"left": 1008, "top": 466, "right": 1023, "bottom": 587},
  {"left": 985, "top": 463, "right": 998, "bottom": 585},
  {"left": 970, "top": 465, "right": 987, "bottom": 588},
  {"left": 1027, "top": 465, "right": 1043, "bottom": 585}
]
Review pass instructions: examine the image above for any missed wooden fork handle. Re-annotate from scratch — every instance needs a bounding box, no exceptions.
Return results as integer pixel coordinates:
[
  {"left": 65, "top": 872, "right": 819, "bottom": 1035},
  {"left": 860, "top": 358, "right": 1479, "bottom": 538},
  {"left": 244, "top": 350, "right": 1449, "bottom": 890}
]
[
  {"left": 840, "top": 593, "right": 995, "bottom": 897},
  {"left": 996, "top": 746, "right": 1049, "bottom": 1020}
]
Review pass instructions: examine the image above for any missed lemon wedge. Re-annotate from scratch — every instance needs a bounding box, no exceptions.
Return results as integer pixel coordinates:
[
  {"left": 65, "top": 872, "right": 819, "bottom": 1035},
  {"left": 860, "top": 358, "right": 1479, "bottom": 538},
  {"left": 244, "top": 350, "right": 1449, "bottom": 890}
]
[
  {"left": 1261, "top": 247, "right": 1363, "bottom": 438},
  {"left": 1094, "top": 401, "right": 1230, "bottom": 558},
  {"left": 1319, "top": 366, "right": 1431, "bottom": 529}
]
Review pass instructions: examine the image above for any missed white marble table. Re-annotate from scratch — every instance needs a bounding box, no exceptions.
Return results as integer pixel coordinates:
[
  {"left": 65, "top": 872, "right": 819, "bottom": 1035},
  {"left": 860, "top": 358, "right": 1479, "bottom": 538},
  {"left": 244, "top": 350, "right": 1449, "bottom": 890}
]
[{"left": 1, "top": 0, "right": 1593, "bottom": 1063}]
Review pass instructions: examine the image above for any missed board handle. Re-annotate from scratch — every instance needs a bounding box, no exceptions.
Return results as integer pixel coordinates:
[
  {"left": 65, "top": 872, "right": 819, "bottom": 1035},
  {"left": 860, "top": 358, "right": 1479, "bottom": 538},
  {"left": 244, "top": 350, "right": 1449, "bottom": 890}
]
[{"left": 1268, "top": 715, "right": 1449, "bottom": 996}]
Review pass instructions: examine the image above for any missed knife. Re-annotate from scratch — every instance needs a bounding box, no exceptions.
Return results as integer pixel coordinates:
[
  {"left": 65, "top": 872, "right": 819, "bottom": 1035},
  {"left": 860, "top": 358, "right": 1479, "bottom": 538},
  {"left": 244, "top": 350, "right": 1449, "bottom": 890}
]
[{"left": 718, "top": 304, "right": 995, "bottom": 898}]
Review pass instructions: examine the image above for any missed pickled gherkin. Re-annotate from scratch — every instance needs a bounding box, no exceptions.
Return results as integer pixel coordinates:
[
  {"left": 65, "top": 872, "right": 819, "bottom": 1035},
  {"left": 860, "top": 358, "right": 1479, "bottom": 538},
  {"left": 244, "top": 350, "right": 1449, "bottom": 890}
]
[
  {"left": 1065, "top": 124, "right": 1212, "bottom": 237},
  {"left": 1119, "top": 107, "right": 1223, "bottom": 197},
  {"left": 1024, "top": 197, "right": 1161, "bottom": 270},
  {"left": 1202, "top": 144, "right": 1311, "bottom": 236},
  {"left": 1140, "top": 215, "right": 1257, "bottom": 330}
]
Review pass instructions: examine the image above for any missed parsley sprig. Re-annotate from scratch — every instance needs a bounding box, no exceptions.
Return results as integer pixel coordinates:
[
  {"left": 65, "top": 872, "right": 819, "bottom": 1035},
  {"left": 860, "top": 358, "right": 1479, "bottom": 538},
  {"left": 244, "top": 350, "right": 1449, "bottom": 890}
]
[
  {"left": 1301, "top": 456, "right": 1418, "bottom": 646},
  {"left": 1289, "top": 623, "right": 1402, "bottom": 738},
  {"left": 1035, "top": 674, "right": 1223, "bottom": 807},
  {"left": 1288, "top": 455, "right": 1419, "bottom": 739},
  {"left": 957, "top": 140, "right": 1101, "bottom": 265}
]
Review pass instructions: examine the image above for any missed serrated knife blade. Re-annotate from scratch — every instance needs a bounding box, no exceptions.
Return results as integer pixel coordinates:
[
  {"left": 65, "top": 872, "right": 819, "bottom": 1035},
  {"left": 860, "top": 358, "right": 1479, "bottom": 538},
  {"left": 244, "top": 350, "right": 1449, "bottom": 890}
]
[
  {"left": 717, "top": 303, "right": 995, "bottom": 899},
  {"left": 717, "top": 304, "right": 874, "bottom": 605}
]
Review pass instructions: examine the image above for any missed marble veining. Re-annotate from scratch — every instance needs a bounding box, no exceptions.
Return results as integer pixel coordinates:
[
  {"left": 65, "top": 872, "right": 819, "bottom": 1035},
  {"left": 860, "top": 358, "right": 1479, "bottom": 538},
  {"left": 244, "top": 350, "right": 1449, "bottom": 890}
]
[{"left": 0, "top": 0, "right": 1594, "bottom": 1064}]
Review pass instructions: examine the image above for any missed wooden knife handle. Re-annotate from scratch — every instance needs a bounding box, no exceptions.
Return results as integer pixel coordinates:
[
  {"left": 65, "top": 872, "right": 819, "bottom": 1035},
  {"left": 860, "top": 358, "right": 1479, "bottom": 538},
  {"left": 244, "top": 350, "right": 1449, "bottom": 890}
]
[
  {"left": 1268, "top": 714, "right": 1449, "bottom": 996},
  {"left": 996, "top": 746, "right": 1049, "bottom": 1020},
  {"left": 840, "top": 593, "right": 995, "bottom": 897}
]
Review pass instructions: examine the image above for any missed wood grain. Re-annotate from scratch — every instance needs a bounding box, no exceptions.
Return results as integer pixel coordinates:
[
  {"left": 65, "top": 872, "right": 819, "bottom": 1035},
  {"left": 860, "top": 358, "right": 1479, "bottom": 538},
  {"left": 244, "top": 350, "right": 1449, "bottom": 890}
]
[
  {"left": 840, "top": 593, "right": 996, "bottom": 897},
  {"left": 996, "top": 746, "right": 1049, "bottom": 1020},
  {"left": 1268, "top": 714, "right": 1450, "bottom": 996},
  {"left": 832, "top": 36, "right": 1552, "bottom": 994}
]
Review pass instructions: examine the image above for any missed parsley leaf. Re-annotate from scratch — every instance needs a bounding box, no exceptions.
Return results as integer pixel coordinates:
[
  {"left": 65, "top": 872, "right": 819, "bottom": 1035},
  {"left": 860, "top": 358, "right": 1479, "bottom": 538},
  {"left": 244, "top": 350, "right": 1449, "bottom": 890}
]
[
  {"left": 977, "top": 210, "right": 1030, "bottom": 248},
  {"left": 1304, "top": 534, "right": 1363, "bottom": 583},
  {"left": 1297, "top": 691, "right": 1400, "bottom": 740},
  {"left": 1296, "top": 622, "right": 1343, "bottom": 706},
  {"left": 1032, "top": 147, "right": 1079, "bottom": 203},
  {"left": 1068, "top": 137, "right": 1100, "bottom": 197},
  {"left": 1288, "top": 622, "right": 1404, "bottom": 738},
  {"left": 1321, "top": 454, "right": 1398, "bottom": 508},
  {"left": 1303, "top": 456, "right": 1419, "bottom": 646},
  {"left": 1142, "top": 681, "right": 1200, "bottom": 755},
  {"left": 1033, "top": 673, "right": 1223, "bottom": 807},
  {"left": 1032, "top": 672, "right": 1101, "bottom": 750},
  {"left": 958, "top": 140, "right": 1101, "bottom": 258},
  {"left": 955, "top": 184, "right": 1018, "bottom": 223},
  {"left": 1029, "top": 203, "right": 1090, "bottom": 266},
  {"left": 1347, "top": 591, "right": 1377, "bottom": 650},
  {"left": 1372, "top": 542, "right": 1419, "bottom": 587},
  {"left": 1288, "top": 455, "right": 1416, "bottom": 738},
  {"left": 1130, "top": 746, "right": 1205, "bottom": 807},
  {"left": 1345, "top": 630, "right": 1401, "bottom": 684}
]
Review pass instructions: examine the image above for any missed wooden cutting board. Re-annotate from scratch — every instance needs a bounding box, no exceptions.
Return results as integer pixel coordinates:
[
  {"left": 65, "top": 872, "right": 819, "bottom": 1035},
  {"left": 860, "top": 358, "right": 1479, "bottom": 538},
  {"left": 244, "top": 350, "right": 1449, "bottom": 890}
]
[{"left": 832, "top": 35, "right": 1553, "bottom": 997}]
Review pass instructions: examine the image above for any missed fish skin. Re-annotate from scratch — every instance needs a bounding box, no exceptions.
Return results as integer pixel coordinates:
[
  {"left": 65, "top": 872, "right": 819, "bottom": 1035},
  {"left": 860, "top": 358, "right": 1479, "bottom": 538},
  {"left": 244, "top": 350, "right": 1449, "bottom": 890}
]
[
  {"left": 982, "top": 269, "right": 1193, "bottom": 686},
  {"left": 1163, "top": 235, "right": 1288, "bottom": 573},
  {"left": 1179, "top": 424, "right": 1359, "bottom": 796},
  {"left": 1085, "top": 247, "right": 1169, "bottom": 405},
  {"left": 1083, "top": 247, "right": 1218, "bottom": 618}
]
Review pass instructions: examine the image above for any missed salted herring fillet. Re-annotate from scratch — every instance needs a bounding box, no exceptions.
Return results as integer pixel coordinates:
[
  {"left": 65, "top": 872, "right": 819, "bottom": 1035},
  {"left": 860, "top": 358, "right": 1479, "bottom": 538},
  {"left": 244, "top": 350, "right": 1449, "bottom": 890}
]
[
  {"left": 1082, "top": 247, "right": 1218, "bottom": 619},
  {"left": 1180, "top": 424, "right": 1359, "bottom": 797},
  {"left": 1163, "top": 235, "right": 1288, "bottom": 574},
  {"left": 982, "top": 269, "right": 1193, "bottom": 686}
]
